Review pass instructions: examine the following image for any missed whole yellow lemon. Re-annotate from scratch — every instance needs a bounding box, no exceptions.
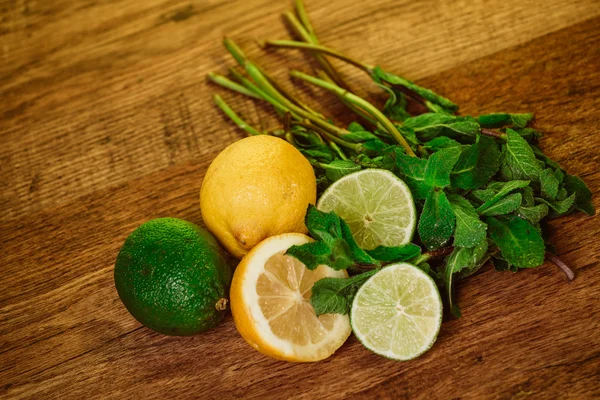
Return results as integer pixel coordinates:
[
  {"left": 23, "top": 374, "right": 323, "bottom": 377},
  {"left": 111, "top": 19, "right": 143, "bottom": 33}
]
[{"left": 200, "top": 135, "right": 316, "bottom": 258}]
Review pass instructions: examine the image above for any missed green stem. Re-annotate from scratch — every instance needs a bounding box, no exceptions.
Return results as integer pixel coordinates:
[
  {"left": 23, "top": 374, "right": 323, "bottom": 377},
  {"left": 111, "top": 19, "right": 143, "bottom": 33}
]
[
  {"left": 294, "top": 0, "right": 317, "bottom": 42},
  {"left": 211, "top": 69, "right": 287, "bottom": 114},
  {"left": 412, "top": 245, "right": 455, "bottom": 265},
  {"left": 290, "top": 70, "right": 416, "bottom": 156},
  {"left": 207, "top": 73, "right": 261, "bottom": 99},
  {"left": 282, "top": 12, "right": 349, "bottom": 90},
  {"left": 223, "top": 38, "right": 324, "bottom": 119},
  {"left": 417, "top": 145, "right": 430, "bottom": 158},
  {"left": 228, "top": 68, "right": 269, "bottom": 99},
  {"left": 223, "top": 39, "right": 352, "bottom": 141},
  {"left": 316, "top": 70, "right": 377, "bottom": 127},
  {"left": 256, "top": 64, "right": 325, "bottom": 119},
  {"left": 223, "top": 37, "right": 247, "bottom": 66},
  {"left": 213, "top": 94, "right": 264, "bottom": 136},
  {"left": 245, "top": 63, "right": 348, "bottom": 137},
  {"left": 329, "top": 141, "right": 348, "bottom": 160},
  {"left": 263, "top": 40, "right": 373, "bottom": 73},
  {"left": 293, "top": 121, "right": 361, "bottom": 152},
  {"left": 481, "top": 128, "right": 507, "bottom": 140}
]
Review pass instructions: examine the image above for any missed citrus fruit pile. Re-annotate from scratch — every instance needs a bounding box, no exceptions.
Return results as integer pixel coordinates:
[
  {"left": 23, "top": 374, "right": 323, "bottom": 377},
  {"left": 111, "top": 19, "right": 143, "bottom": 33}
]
[{"left": 113, "top": 129, "right": 440, "bottom": 362}]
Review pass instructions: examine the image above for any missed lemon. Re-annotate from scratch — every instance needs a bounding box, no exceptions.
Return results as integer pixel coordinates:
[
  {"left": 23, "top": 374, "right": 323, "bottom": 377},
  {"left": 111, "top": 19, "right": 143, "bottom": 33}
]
[
  {"left": 230, "top": 233, "right": 351, "bottom": 362},
  {"left": 317, "top": 169, "right": 416, "bottom": 250},
  {"left": 200, "top": 135, "right": 316, "bottom": 258},
  {"left": 351, "top": 263, "right": 443, "bottom": 360}
]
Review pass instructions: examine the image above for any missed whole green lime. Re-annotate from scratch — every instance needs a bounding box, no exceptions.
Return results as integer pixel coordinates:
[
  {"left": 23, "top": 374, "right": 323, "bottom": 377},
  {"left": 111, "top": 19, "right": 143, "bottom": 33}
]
[{"left": 114, "top": 218, "right": 232, "bottom": 336}]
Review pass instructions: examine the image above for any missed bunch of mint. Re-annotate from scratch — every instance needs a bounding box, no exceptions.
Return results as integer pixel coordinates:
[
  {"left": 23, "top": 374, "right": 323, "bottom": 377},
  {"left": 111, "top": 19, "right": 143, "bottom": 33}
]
[{"left": 209, "top": 0, "right": 594, "bottom": 317}]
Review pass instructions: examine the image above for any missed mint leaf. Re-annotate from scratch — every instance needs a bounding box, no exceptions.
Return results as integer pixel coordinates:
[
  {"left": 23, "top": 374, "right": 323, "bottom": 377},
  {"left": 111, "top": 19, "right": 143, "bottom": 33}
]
[
  {"left": 376, "top": 83, "right": 412, "bottom": 122},
  {"left": 557, "top": 187, "right": 568, "bottom": 201},
  {"left": 371, "top": 66, "right": 458, "bottom": 113},
  {"left": 397, "top": 126, "right": 420, "bottom": 146},
  {"left": 287, "top": 207, "right": 381, "bottom": 272},
  {"left": 301, "top": 146, "right": 336, "bottom": 163},
  {"left": 310, "top": 270, "right": 378, "bottom": 315},
  {"left": 451, "top": 136, "right": 501, "bottom": 190},
  {"left": 514, "top": 127, "right": 543, "bottom": 142},
  {"left": 516, "top": 204, "right": 549, "bottom": 225},
  {"left": 418, "top": 188, "right": 456, "bottom": 250},
  {"left": 476, "top": 180, "right": 530, "bottom": 213},
  {"left": 447, "top": 194, "right": 487, "bottom": 248},
  {"left": 304, "top": 204, "right": 342, "bottom": 243},
  {"left": 487, "top": 215, "right": 545, "bottom": 268},
  {"left": 532, "top": 146, "right": 562, "bottom": 171},
  {"left": 340, "top": 219, "right": 380, "bottom": 267},
  {"left": 359, "top": 139, "right": 388, "bottom": 156},
  {"left": 479, "top": 193, "right": 522, "bottom": 216},
  {"left": 394, "top": 148, "right": 430, "bottom": 200},
  {"left": 470, "top": 188, "right": 496, "bottom": 204},
  {"left": 404, "top": 114, "right": 479, "bottom": 141},
  {"left": 443, "top": 238, "right": 488, "bottom": 317},
  {"left": 286, "top": 240, "right": 353, "bottom": 271},
  {"left": 522, "top": 186, "right": 535, "bottom": 207},
  {"left": 563, "top": 174, "right": 595, "bottom": 215},
  {"left": 536, "top": 193, "right": 576, "bottom": 215},
  {"left": 319, "top": 160, "right": 361, "bottom": 182},
  {"left": 365, "top": 243, "right": 421, "bottom": 262},
  {"left": 424, "top": 146, "right": 463, "bottom": 188},
  {"left": 539, "top": 168, "right": 562, "bottom": 200},
  {"left": 423, "top": 136, "right": 462, "bottom": 151},
  {"left": 353, "top": 153, "right": 396, "bottom": 171},
  {"left": 500, "top": 129, "right": 543, "bottom": 181},
  {"left": 348, "top": 122, "right": 366, "bottom": 132},
  {"left": 477, "top": 113, "right": 534, "bottom": 129},
  {"left": 343, "top": 130, "right": 380, "bottom": 143}
]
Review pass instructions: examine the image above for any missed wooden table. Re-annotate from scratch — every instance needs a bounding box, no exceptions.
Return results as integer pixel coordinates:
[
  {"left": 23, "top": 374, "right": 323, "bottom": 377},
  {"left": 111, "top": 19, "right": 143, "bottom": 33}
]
[{"left": 1, "top": 0, "right": 599, "bottom": 398}]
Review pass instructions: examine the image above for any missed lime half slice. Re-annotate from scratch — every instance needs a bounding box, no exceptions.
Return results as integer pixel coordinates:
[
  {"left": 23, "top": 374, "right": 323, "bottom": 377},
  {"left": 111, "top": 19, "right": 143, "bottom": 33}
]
[
  {"left": 351, "top": 263, "right": 443, "bottom": 361},
  {"left": 317, "top": 169, "right": 416, "bottom": 250}
]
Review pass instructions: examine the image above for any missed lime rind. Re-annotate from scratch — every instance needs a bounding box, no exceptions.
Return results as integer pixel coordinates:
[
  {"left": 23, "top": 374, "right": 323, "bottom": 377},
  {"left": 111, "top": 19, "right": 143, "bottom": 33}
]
[
  {"left": 317, "top": 169, "right": 416, "bottom": 250},
  {"left": 350, "top": 263, "right": 443, "bottom": 361}
]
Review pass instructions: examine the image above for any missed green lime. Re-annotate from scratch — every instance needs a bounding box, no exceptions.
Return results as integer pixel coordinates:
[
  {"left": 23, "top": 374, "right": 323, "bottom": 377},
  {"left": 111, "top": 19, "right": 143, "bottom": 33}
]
[
  {"left": 350, "top": 263, "right": 442, "bottom": 360},
  {"left": 317, "top": 169, "right": 416, "bottom": 250},
  {"left": 114, "top": 218, "right": 232, "bottom": 336}
]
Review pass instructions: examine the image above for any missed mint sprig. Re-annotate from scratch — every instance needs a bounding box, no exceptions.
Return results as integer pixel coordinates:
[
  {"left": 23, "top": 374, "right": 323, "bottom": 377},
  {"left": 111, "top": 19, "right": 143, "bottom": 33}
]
[{"left": 208, "top": 0, "right": 595, "bottom": 318}]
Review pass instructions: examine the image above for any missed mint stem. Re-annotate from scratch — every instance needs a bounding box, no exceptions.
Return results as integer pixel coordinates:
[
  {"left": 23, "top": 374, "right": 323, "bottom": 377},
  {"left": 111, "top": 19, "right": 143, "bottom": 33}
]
[
  {"left": 227, "top": 68, "right": 289, "bottom": 113},
  {"left": 223, "top": 39, "right": 352, "bottom": 140},
  {"left": 293, "top": 121, "right": 362, "bottom": 152},
  {"left": 208, "top": 73, "right": 261, "bottom": 100},
  {"left": 412, "top": 245, "right": 455, "bottom": 265},
  {"left": 545, "top": 252, "right": 575, "bottom": 282},
  {"left": 316, "top": 70, "right": 378, "bottom": 127},
  {"left": 294, "top": 0, "right": 317, "bottom": 42},
  {"left": 480, "top": 128, "right": 507, "bottom": 140},
  {"left": 256, "top": 63, "right": 326, "bottom": 118},
  {"left": 329, "top": 141, "right": 348, "bottom": 160},
  {"left": 263, "top": 40, "right": 373, "bottom": 73},
  {"left": 213, "top": 95, "right": 264, "bottom": 136},
  {"left": 282, "top": 11, "right": 350, "bottom": 91},
  {"left": 290, "top": 70, "right": 417, "bottom": 156}
]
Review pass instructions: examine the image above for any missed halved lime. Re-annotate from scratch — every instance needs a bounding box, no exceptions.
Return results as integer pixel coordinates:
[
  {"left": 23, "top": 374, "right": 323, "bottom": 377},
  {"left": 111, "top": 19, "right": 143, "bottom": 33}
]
[
  {"left": 351, "top": 263, "right": 443, "bottom": 360},
  {"left": 317, "top": 169, "right": 416, "bottom": 250}
]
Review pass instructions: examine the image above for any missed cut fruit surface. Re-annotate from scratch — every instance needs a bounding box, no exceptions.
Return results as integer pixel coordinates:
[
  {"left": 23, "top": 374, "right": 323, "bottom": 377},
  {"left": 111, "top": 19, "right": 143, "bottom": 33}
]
[
  {"left": 351, "top": 263, "right": 443, "bottom": 361},
  {"left": 230, "top": 233, "right": 351, "bottom": 362},
  {"left": 317, "top": 169, "right": 416, "bottom": 250}
]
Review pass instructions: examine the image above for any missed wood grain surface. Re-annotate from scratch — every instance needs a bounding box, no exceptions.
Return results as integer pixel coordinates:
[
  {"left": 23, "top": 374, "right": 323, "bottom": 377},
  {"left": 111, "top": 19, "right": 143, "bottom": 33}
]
[{"left": 1, "top": 0, "right": 599, "bottom": 399}]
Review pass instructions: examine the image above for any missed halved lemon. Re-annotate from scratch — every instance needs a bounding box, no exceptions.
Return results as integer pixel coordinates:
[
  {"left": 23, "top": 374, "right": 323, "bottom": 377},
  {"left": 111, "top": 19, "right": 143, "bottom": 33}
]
[{"left": 230, "top": 233, "right": 351, "bottom": 362}]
